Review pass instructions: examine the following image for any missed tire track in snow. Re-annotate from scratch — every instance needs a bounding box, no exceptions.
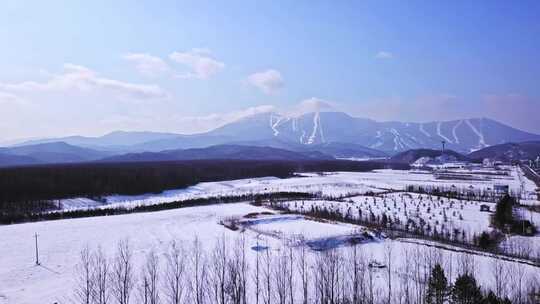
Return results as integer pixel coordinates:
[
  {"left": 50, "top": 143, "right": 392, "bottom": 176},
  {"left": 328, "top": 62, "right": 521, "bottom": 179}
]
[{"left": 437, "top": 122, "right": 453, "bottom": 143}]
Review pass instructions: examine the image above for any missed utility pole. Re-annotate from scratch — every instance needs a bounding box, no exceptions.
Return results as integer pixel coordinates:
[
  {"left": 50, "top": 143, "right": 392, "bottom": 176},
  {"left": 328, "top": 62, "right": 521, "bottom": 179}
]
[{"left": 34, "top": 233, "right": 40, "bottom": 265}]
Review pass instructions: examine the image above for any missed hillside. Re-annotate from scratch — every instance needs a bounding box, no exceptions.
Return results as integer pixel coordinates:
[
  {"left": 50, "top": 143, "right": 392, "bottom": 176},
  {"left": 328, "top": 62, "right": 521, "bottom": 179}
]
[
  {"left": 390, "top": 149, "right": 469, "bottom": 164},
  {"left": 101, "top": 144, "right": 334, "bottom": 163},
  {"left": 468, "top": 141, "right": 540, "bottom": 161},
  {"left": 0, "top": 142, "right": 111, "bottom": 167},
  {"left": 0, "top": 153, "right": 39, "bottom": 167}
]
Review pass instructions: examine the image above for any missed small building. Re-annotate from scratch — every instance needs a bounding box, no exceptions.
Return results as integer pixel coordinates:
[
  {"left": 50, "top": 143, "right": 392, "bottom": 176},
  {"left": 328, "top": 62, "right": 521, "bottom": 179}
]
[
  {"left": 483, "top": 158, "right": 495, "bottom": 167},
  {"left": 494, "top": 184, "right": 509, "bottom": 194},
  {"left": 480, "top": 204, "right": 490, "bottom": 212}
]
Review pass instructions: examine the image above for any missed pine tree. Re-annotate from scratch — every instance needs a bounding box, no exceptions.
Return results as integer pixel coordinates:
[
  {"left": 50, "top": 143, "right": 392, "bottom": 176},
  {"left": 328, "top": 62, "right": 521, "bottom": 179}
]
[
  {"left": 451, "top": 273, "right": 483, "bottom": 304},
  {"left": 493, "top": 195, "right": 515, "bottom": 229},
  {"left": 483, "top": 291, "right": 511, "bottom": 304},
  {"left": 426, "top": 264, "right": 449, "bottom": 304}
]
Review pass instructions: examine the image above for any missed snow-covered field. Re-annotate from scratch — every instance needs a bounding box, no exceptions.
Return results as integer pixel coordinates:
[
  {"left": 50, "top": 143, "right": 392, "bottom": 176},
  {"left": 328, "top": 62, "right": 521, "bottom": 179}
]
[
  {"left": 1, "top": 202, "right": 538, "bottom": 304},
  {"left": 59, "top": 166, "right": 539, "bottom": 211},
  {"left": 2, "top": 166, "right": 539, "bottom": 303},
  {"left": 281, "top": 192, "right": 495, "bottom": 238}
]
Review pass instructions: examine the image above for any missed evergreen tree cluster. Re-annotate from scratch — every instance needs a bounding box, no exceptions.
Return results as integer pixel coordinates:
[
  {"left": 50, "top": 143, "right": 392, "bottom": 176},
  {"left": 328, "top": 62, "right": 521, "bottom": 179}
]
[{"left": 426, "top": 263, "right": 512, "bottom": 304}]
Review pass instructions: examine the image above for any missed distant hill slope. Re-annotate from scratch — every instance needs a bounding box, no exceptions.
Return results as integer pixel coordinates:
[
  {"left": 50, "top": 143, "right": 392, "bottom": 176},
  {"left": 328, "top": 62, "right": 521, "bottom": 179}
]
[
  {"left": 390, "top": 149, "right": 469, "bottom": 164},
  {"left": 15, "top": 131, "right": 180, "bottom": 151},
  {"left": 16, "top": 112, "right": 540, "bottom": 154},
  {"left": 0, "top": 153, "right": 39, "bottom": 167},
  {"left": 222, "top": 139, "right": 388, "bottom": 159},
  {"left": 0, "top": 142, "right": 111, "bottom": 165},
  {"left": 306, "top": 142, "right": 388, "bottom": 159},
  {"left": 468, "top": 141, "right": 540, "bottom": 161},
  {"left": 101, "top": 144, "right": 335, "bottom": 163}
]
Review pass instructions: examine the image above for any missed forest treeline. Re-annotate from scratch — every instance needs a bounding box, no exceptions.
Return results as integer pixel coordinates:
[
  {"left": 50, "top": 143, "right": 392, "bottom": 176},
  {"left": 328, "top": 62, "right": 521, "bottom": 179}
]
[
  {"left": 0, "top": 192, "right": 314, "bottom": 225},
  {"left": 0, "top": 159, "right": 406, "bottom": 203},
  {"left": 0, "top": 159, "right": 408, "bottom": 215}
]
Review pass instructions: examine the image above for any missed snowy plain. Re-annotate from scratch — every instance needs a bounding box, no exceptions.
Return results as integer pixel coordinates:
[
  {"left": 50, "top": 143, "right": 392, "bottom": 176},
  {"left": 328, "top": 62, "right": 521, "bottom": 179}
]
[
  {"left": 1, "top": 166, "right": 539, "bottom": 303},
  {"left": 58, "top": 166, "right": 539, "bottom": 211},
  {"left": 1, "top": 202, "right": 539, "bottom": 304}
]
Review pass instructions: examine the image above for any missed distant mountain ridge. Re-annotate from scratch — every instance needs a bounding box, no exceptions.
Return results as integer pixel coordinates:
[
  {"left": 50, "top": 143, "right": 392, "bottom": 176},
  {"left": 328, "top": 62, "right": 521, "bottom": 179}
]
[
  {"left": 30, "top": 112, "right": 534, "bottom": 154},
  {"left": 16, "top": 131, "right": 180, "bottom": 151},
  {"left": 209, "top": 112, "right": 539, "bottom": 153},
  {"left": 4, "top": 111, "right": 540, "bottom": 167},
  {"left": 0, "top": 142, "right": 111, "bottom": 167}
]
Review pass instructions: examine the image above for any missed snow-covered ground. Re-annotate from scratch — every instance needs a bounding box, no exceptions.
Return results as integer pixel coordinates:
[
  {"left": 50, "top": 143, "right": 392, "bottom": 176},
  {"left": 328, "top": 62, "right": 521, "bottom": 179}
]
[
  {"left": 2, "top": 166, "right": 540, "bottom": 303},
  {"left": 281, "top": 192, "right": 495, "bottom": 238},
  {"left": 1, "top": 203, "right": 538, "bottom": 304},
  {"left": 58, "top": 166, "right": 540, "bottom": 211}
]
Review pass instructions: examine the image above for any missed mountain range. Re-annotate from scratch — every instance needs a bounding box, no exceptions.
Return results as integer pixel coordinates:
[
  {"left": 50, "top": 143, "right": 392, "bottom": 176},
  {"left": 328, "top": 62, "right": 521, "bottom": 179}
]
[{"left": 1, "top": 111, "right": 539, "bottom": 167}]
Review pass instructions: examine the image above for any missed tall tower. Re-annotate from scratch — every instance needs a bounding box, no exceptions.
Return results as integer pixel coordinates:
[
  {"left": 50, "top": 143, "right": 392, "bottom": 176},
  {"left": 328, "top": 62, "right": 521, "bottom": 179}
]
[{"left": 441, "top": 140, "right": 446, "bottom": 154}]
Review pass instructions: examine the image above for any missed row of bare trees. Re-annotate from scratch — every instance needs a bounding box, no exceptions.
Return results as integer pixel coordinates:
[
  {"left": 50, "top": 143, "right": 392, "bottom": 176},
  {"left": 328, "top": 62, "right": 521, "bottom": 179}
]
[{"left": 74, "top": 236, "right": 540, "bottom": 304}]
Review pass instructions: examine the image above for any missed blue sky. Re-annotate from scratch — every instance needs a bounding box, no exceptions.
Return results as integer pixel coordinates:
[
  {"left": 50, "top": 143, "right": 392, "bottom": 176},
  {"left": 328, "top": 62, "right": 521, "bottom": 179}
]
[{"left": 1, "top": 0, "right": 539, "bottom": 140}]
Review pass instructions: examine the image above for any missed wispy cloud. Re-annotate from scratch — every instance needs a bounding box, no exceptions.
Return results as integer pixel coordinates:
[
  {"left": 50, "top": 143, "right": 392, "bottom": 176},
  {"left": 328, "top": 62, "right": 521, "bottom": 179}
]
[
  {"left": 169, "top": 49, "right": 225, "bottom": 79},
  {"left": 247, "top": 69, "right": 284, "bottom": 94},
  {"left": 0, "top": 64, "right": 168, "bottom": 101},
  {"left": 98, "top": 105, "right": 276, "bottom": 135},
  {"left": 123, "top": 53, "right": 171, "bottom": 77},
  {"left": 0, "top": 91, "right": 26, "bottom": 105},
  {"left": 286, "top": 97, "right": 335, "bottom": 116},
  {"left": 375, "top": 51, "right": 393, "bottom": 59}
]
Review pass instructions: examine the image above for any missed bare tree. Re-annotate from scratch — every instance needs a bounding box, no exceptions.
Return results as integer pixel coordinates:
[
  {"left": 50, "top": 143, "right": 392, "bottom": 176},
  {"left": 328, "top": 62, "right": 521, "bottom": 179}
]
[
  {"left": 139, "top": 249, "right": 160, "bottom": 304},
  {"left": 287, "top": 244, "right": 295, "bottom": 304},
  {"left": 313, "top": 249, "right": 343, "bottom": 304},
  {"left": 92, "top": 246, "right": 110, "bottom": 304},
  {"left": 111, "top": 239, "right": 135, "bottom": 304},
  {"left": 189, "top": 237, "right": 208, "bottom": 304},
  {"left": 398, "top": 247, "right": 413, "bottom": 304},
  {"left": 385, "top": 243, "right": 393, "bottom": 304},
  {"left": 262, "top": 243, "right": 273, "bottom": 304},
  {"left": 296, "top": 238, "right": 309, "bottom": 304},
  {"left": 274, "top": 250, "right": 289, "bottom": 304},
  {"left": 228, "top": 235, "right": 249, "bottom": 304},
  {"left": 164, "top": 241, "right": 186, "bottom": 304},
  {"left": 491, "top": 257, "right": 509, "bottom": 300},
  {"left": 75, "top": 245, "right": 94, "bottom": 304},
  {"left": 253, "top": 237, "right": 262, "bottom": 304},
  {"left": 210, "top": 236, "right": 228, "bottom": 304},
  {"left": 508, "top": 261, "right": 525, "bottom": 304},
  {"left": 368, "top": 252, "right": 380, "bottom": 304}
]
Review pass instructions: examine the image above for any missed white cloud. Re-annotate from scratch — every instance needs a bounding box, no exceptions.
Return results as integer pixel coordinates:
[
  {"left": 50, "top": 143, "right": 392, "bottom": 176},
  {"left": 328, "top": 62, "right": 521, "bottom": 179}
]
[
  {"left": 0, "top": 64, "right": 168, "bottom": 101},
  {"left": 174, "top": 105, "right": 276, "bottom": 133},
  {"left": 169, "top": 49, "right": 225, "bottom": 79},
  {"left": 0, "top": 91, "right": 25, "bottom": 105},
  {"left": 375, "top": 51, "right": 393, "bottom": 59},
  {"left": 123, "top": 53, "right": 171, "bottom": 77},
  {"left": 288, "top": 97, "right": 335, "bottom": 116},
  {"left": 247, "top": 69, "right": 284, "bottom": 94},
  {"left": 97, "top": 105, "right": 277, "bottom": 135}
]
